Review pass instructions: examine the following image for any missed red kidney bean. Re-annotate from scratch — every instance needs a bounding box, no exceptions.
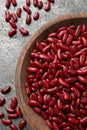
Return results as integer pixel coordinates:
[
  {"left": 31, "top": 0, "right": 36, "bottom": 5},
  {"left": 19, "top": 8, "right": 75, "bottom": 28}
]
[
  {"left": 80, "top": 116, "right": 87, "bottom": 125},
  {"left": 57, "top": 49, "right": 62, "bottom": 60},
  {"left": 81, "top": 97, "right": 87, "bottom": 104},
  {"left": 28, "top": 100, "right": 40, "bottom": 107},
  {"left": 62, "top": 127, "right": 71, "bottom": 130},
  {"left": 12, "top": 0, "right": 17, "bottom": 6},
  {"left": 62, "top": 33, "right": 68, "bottom": 43},
  {"left": 19, "top": 27, "right": 29, "bottom": 36},
  {"left": 77, "top": 66, "right": 87, "bottom": 76},
  {"left": 59, "top": 42, "right": 69, "bottom": 51},
  {"left": 58, "top": 30, "right": 67, "bottom": 39},
  {"left": 46, "top": 119, "right": 52, "bottom": 128},
  {"left": 1, "top": 118, "right": 12, "bottom": 125},
  {"left": 53, "top": 122, "right": 59, "bottom": 130},
  {"left": 39, "top": 54, "right": 50, "bottom": 62},
  {"left": 8, "top": 113, "right": 18, "bottom": 119},
  {"left": 0, "top": 112, "right": 4, "bottom": 118},
  {"left": 71, "top": 87, "right": 80, "bottom": 97},
  {"left": 66, "top": 35, "right": 73, "bottom": 45},
  {"left": 26, "top": 0, "right": 31, "bottom": 6},
  {"left": 74, "top": 48, "right": 87, "bottom": 57},
  {"left": 42, "top": 79, "right": 49, "bottom": 89},
  {"left": 34, "top": 107, "right": 41, "bottom": 114},
  {"left": 52, "top": 117, "right": 62, "bottom": 124},
  {"left": 79, "top": 53, "right": 85, "bottom": 67},
  {"left": 23, "top": 5, "right": 31, "bottom": 14},
  {"left": 6, "top": 107, "right": 16, "bottom": 114},
  {"left": 11, "top": 13, "right": 17, "bottom": 22},
  {"left": 74, "top": 25, "right": 81, "bottom": 39},
  {"left": 44, "top": 1, "right": 51, "bottom": 11},
  {"left": 46, "top": 87, "right": 58, "bottom": 94},
  {"left": 49, "top": 78, "right": 58, "bottom": 87},
  {"left": 67, "top": 27, "right": 75, "bottom": 35},
  {"left": 68, "top": 117, "right": 79, "bottom": 125},
  {"left": 81, "top": 36, "right": 87, "bottom": 47},
  {"left": 5, "top": 0, "right": 11, "bottom": 9},
  {"left": 78, "top": 76, "right": 87, "bottom": 84},
  {"left": 16, "top": 8, "right": 22, "bottom": 18},
  {"left": 59, "top": 122, "right": 68, "bottom": 129},
  {"left": 33, "top": 12, "right": 39, "bottom": 20},
  {"left": 27, "top": 67, "right": 38, "bottom": 73},
  {"left": 8, "top": 28, "right": 16, "bottom": 37},
  {"left": 10, "top": 97, "right": 17, "bottom": 109},
  {"left": 10, "top": 124, "right": 18, "bottom": 130},
  {"left": 1, "top": 86, "right": 11, "bottom": 94},
  {"left": 9, "top": 20, "right": 17, "bottom": 28},
  {"left": 42, "top": 45, "right": 51, "bottom": 53},
  {"left": 5, "top": 11, "right": 11, "bottom": 22},
  {"left": 26, "top": 14, "right": 31, "bottom": 25},
  {"left": 16, "top": 106, "right": 23, "bottom": 117},
  {"left": 82, "top": 92, "right": 87, "bottom": 97},
  {"left": 33, "top": 0, "right": 38, "bottom": 7},
  {"left": 0, "top": 98, "right": 5, "bottom": 106},
  {"left": 38, "top": 1, "right": 43, "bottom": 9},
  {"left": 19, "top": 119, "right": 26, "bottom": 129},
  {"left": 59, "top": 77, "right": 69, "bottom": 87}
]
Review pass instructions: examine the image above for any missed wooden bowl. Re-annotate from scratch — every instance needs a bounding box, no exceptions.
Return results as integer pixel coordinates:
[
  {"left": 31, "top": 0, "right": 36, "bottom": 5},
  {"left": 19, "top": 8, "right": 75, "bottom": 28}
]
[{"left": 15, "top": 12, "right": 87, "bottom": 130}]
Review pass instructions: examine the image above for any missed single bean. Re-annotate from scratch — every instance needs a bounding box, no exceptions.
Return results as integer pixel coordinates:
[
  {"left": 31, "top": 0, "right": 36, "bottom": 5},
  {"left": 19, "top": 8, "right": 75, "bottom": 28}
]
[
  {"left": 10, "top": 97, "right": 17, "bottom": 109},
  {"left": 10, "top": 124, "right": 18, "bottom": 130},
  {"left": 0, "top": 98, "right": 5, "bottom": 106},
  {"left": 16, "top": 8, "right": 22, "bottom": 18},
  {"left": 18, "top": 119, "right": 26, "bottom": 129},
  {"left": 11, "top": 13, "right": 17, "bottom": 22},
  {"left": 1, "top": 118, "right": 12, "bottom": 125},
  {"left": 33, "top": 12, "right": 39, "bottom": 20},
  {"left": 5, "top": 0, "right": 11, "bottom": 9},
  {"left": 44, "top": 1, "right": 51, "bottom": 11},
  {"left": 26, "top": 14, "right": 31, "bottom": 25},
  {"left": 9, "top": 20, "right": 17, "bottom": 28},
  {"left": 16, "top": 106, "right": 23, "bottom": 117},
  {"left": 8, "top": 113, "right": 18, "bottom": 119},
  {"left": 26, "top": 0, "right": 31, "bottom": 6},
  {"left": 6, "top": 107, "right": 16, "bottom": 114},
  {"left": 0, "top": 112, "right": 4, "bottom": 118},
  {"left": 33, "top": 0, "right": 38, "bottom": 7},
  {"left": 5, "top": 11, "right": 11, "bottom": 22},
  {"left": 12, "top": 0, "right": 17, "bottom": 6},
  {"left": 38, "top": 1, "right": 43, "bottom": 9},
  {"left": 1, "top": 86, "right": 11, "bottom": 94},
  {"left": 23, "top": 5, "right": 31, "bottom": 14}
]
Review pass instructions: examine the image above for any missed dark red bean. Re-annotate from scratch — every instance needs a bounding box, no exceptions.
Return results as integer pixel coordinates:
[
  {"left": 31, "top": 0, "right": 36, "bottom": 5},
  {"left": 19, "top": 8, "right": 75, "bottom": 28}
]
[
  {"left": 16, "top": 8, "right": 22, "bottom": 18},
  {"left": 1, "top": 118, "right": 12, "bottom": 125},
  {"left": 9, "top": 20, "right": 17, "bottom": 28},
  {"left": 49, "top": 78, "right": 58, "bottom": 87},
  {"left": 0, "top": 98, "right": 5, "bottom": 106},
  {"left": 68, "top": 117, "right": 79, "bottom": 125},
  {"left": 34, "top": 107, "right": 41, "bottom": 114},
  {"left": 28, "top": 100, "right": 40, "bottom": 107},
  {"left": 11, "top": 13, "right": 17, "bottom": 22},
  {"left": 1, "top": 86, "right": 11, "bottom": 94},
  {"left": 16, "top": 106, "right": 23, "bottom": 117},
  {"left": 80, "top": 116, "right": 87, "bottom": 125},
  {"left": 39, "top": 54, "right": 50, "bottom": 61},
  {"left": 6, "top": 107, "right": 16, "bottom": 114},
  {"left": 0, "top": 112, "right": 4, "bottom": 118},
  {"left": 8, "top": 113, "right": 18, "bottom": 119},
  {"left": 38, "top": 1, "right": 43, "bottom": 9},
  {"left": 33, "top": 0, "right": 38, "bottom": 7},
  {"left": 19, "top": 27, "right": 29, "bottom": 36},
  {"left": 33, "top": 12, "right": 39, "bottom": 20},
  {"left": 53, "top": 122, "right": 59, "bottom": 130},
  {"left": 10, "top": 97, "right": 17, "bottom": 109},
  {"left": 46, "top": 87, "right": 58, "bottom": 94},
  {"left": 48, "top": 0, "right": 55, "bottom": 3},
  {"left": 71, "top": 87, "right": 80, "bottom": 97},
  {"left": 74, "top": 25, "right": 81, "bottom": 39},
  {"left": 26, "top": 0, "right": 31, "bottom": 6},
  {"left": 5, "top": 0, "right": 11, "bottom": 9},
  {"left": 81, "top": 36, "right": 87, "bottom": 47},
  {"left": 81, "top": 97, "right": 87, "bottom": 104},
  {"left": 26, "top": 14, "right": 31, "bottom": 25},
  {"left": 44, "top": 1, "right": 51, "bottom": 11},
  {"left": 5, "top": 11, "right": 11, "bottom": 22},
  {"left": 11, "top": 0, "right": 17, "bottom": 7},
  {"left": 59, "top": 77, "right": 69, "bottom": 87},
  {"left": 18, "top": 120, "right": 26, "bottom": 129},
  {"left": 59, "top": 42, "right": 69, "bottom": 51},
  {"left": 46, "top": 119, "right": 52, "bottom": 128},
  {"left": 23, "top": 5, "right": 31, "bottom": 14},
  {"left": 78, "top": 76, "right": 87, "bottom": 84},
  {"left": 8, "top": 29, "right": 16, "bottom": 37},
  {"left": 10, "top": 124, "right": 18, "bottom": 130}
]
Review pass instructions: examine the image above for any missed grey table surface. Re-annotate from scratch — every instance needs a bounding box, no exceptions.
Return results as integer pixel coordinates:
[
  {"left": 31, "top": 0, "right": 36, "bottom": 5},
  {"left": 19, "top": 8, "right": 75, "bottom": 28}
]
[{"left": 0, "top": 0, "right": 87, "bottom": 130}]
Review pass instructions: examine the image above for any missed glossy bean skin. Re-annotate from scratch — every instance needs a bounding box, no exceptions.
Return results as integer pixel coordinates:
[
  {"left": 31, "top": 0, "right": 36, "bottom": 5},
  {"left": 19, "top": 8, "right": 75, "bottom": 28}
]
[
  {"left": 5, "top": 11, "right": 11, "bottom": 22},
  {"left": 10, "top": 97, "right": 17, "bottom": 109},
  {"left": 5, "top": 0, "right": 11, "bottom": 9},
  {"left": 8, "top": 29, "right": 16, "bottom": 37},
  {"left": 0, "top": 112, "right": 4, "bottom": 118},
  {"left": 44, "top": 1, "right": 51, "bottom": 11},
  {"left": 12, "top": 0, "right": 17, "bottom": 6},
  {"left": 26, "top": 0, "right": 31, "bottom": 6},
  {"left": 10, "top": 124, "right": 18, "bottom": 130},
  {"left": 38, "top": 1, "right": 43, "bottom": 9},
  {"left": 11, "top": 13, "right": 17, "bottom": 22},
  {"left": 9, "top": 20, "right": 17, "bottom": 28},
  {"left": 16, "top": 106, "right": 23, "bottom": 117},
  {"left": 18, "top": 120, "right": 26, "bottom": 129},
  {"left": 33, "top": 12, "right": 39, "bottom": 20},
  {"left": 23, "top": 5, "right": 31, "bottom": 14},
  {"left": 19, "top": 27, "right": 29, "bottom": 36},
  {"left": 33, "top": 0, "right": 38, "bottom": 7},
  {"left": 1, "top": 86, "right": 11, "bottom": 94},
  {"left": 8, "top": 114, "right": 18, "bottom": 119},
  {"left": 26, "top": 14, "right": 31, "bottom": 25},
  {"left": 16, "top": 8, "right": 22, "bottom": 18},
  {"left": 0, "top": 98, "right": 5, "bottom": 106},
  {"left": 1, "top": 118, "right": 12, "bottom": 125}
]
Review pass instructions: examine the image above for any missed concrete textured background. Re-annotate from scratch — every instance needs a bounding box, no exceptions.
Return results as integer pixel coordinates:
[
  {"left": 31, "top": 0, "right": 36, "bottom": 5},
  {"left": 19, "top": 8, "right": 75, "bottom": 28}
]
[{"left": 0, "top": 0, "right": 87, "bottom": 130}]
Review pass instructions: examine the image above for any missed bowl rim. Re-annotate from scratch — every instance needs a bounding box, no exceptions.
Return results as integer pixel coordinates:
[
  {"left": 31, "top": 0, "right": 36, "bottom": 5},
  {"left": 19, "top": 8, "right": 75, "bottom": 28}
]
[{"left": 15, "top": 12, "right": 87, "bottom": 130}]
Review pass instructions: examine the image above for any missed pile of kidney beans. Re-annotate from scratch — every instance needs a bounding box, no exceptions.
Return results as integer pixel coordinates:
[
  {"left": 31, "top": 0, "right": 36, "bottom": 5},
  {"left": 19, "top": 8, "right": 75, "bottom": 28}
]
[
  {"left": 25, "top": 24, "right": 87, "bottom": 130},
  {"left": 5, "top": 0, "right": 55, "bottom": 37},
  {"left": 0, "top": 86, "right": 26, "bottom": 130}
]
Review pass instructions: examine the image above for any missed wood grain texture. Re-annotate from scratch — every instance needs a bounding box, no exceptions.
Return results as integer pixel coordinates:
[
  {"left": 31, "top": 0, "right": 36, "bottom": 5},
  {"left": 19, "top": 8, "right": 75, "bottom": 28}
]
[{"left": 15, "top": 12, "right": 87, "bottom": 130}]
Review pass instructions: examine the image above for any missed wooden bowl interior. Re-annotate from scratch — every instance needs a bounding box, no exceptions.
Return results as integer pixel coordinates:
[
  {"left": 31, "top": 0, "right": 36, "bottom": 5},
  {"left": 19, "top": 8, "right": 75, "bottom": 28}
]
[{"left": 15, "top": 14, "right": 87, "bottom": 130}]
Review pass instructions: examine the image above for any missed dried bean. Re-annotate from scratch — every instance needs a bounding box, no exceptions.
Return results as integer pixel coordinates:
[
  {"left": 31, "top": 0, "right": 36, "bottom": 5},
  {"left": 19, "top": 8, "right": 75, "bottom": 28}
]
[
  {"left": 12, "top": 0, "right": 17, "bottom": 7},
  {"left": 19, "top": 27, "right": 29, "bottom": 36},
  {"left": 19, "top": 120, "right": 26, "bottom": 129},
  {"left": 10, "top": 97, "right": 17, "bottom": 109},
  {"left": 1, "top": 118, "right": 12, "bottom": 125},
  {"left": 8, "top": 29, "right": 16, "bottom": 37},
  {"left": 1, "top": 86, "right": 11, "bottom": 94},
  {"left": 0, "top": 98, "right": 5, "bottom": 106},
  {"left": 10, "top": 124, "right": 18, "bottom": 130}
]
